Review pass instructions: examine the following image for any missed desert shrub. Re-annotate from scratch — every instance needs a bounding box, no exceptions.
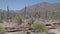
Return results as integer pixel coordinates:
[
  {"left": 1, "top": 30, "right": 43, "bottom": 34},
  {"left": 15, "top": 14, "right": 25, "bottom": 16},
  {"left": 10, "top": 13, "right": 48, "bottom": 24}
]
[
  {"left": 31, "top": 20, "right": 48, "bottom": 34},
  {"left": 0, "top": 25, "right": 6, "bottom": 34},
  {"left": 28, "top": 18, "right": 35, "bottom": 25},
  {"left": 0, "top": 20, "right": 3, "bottom": 23},
  {"left": 14, "top": 16, "right": 23, "bottom": 25}
]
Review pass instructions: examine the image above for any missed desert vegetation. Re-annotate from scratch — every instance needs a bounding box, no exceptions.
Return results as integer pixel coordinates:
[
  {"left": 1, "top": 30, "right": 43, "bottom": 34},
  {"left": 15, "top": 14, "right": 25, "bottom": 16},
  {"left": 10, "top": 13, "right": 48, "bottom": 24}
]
[
  {"left": 0, "top": 25, "right": 6, "bottom": 34},
  {"left": 31, "top": 20, "right": 48, "bottom": 34}
]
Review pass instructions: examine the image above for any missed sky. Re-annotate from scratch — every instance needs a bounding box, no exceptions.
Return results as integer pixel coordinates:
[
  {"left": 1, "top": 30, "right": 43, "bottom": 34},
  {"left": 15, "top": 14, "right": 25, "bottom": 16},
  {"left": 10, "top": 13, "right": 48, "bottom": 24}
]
[{"left": 0, "top": 0, "right": 60, "bottom": 10}]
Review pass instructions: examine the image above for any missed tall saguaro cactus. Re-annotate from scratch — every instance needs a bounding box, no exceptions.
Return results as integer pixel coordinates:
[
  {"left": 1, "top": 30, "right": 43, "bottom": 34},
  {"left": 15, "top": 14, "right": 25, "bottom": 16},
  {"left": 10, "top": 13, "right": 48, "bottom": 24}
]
[
  {"left": 2, "top": 11, "right": 4, "bottom": 20},
  {"left": 0, "top": 11, "right": 4, "bottom": 20},
  {"left": 23, "top": 6, "right": 26, "bottom": 17},
  {"left": 45, "top": 10, "right": 48, "bottom": 20},
  {"left": 7, "top": 6, "right": 9, "bottom": 21}
]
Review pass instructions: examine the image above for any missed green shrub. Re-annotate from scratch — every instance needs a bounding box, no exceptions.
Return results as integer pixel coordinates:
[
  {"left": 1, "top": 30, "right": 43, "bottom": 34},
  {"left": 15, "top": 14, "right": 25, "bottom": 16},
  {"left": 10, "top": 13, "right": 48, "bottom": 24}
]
[
  {"left": 14, "top": 16, "right": 23, "bottom": 25},
  {"left": 0, "top": 25, "right": 6, "bottom": 34},
  {"left": 31, "top": 20, "right": 48, "bottom": 33},
  {"left": 28, "top": 18, "right": 35, "bottom": 25}
]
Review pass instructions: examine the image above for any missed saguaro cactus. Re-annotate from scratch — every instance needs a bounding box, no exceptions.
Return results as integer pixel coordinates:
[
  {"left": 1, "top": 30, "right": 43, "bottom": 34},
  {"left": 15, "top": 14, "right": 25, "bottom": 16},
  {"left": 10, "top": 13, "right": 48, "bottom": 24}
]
[{"left": 7, "top": 6, "right": 9, "bottom": 21}]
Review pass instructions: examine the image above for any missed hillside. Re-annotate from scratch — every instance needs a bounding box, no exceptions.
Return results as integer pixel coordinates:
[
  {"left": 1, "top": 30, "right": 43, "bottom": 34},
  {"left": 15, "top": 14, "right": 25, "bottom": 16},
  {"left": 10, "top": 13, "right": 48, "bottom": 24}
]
[
  {"left": 17, "top": 2, "right": 60, "bottom": 20},
  {"left": 20, "top": 2, "right": 60, "bottom": 12}
]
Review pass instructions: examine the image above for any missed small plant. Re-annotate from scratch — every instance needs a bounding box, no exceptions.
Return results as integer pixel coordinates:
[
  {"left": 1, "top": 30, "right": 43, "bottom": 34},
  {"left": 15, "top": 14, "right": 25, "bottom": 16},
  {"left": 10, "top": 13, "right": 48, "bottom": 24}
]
[
  {"left": 0, "top": 20, "right": 3, "bottom": 23},
  {"left": 28, "top": 18, "right": 35, "bottom": 25},
  {"left": 14, "top": 16, "right": 23, "bottom": 25}
]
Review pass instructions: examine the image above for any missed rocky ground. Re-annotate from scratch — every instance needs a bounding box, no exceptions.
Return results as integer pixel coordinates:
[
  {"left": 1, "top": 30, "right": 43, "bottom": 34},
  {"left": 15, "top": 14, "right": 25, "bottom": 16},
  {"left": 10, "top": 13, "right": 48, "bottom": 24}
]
[{"left": 6, "top": 29, "right": 60, "bottom": 34}]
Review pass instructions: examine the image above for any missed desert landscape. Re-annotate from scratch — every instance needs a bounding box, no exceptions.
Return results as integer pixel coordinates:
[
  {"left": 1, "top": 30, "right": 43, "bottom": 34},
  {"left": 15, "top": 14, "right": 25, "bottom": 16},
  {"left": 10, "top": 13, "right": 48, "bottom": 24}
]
[{"left": 0, "top": 0, "right": 60, "bottom": 34}]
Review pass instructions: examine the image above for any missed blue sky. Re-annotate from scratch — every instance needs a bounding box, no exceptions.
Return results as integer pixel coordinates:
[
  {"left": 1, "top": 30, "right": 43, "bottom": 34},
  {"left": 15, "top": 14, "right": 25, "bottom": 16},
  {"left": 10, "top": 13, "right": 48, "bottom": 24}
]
[{"left": 0, "top": 0, "right": 60, "bottom": 10}]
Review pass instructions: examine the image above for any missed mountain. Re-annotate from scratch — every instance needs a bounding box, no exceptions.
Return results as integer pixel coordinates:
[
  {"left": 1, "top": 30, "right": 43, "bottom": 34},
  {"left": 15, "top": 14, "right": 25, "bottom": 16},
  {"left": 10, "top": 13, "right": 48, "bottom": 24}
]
[
  {"left": 19, "top": 2, "right": 60, "bottom": 13},
  {"left": 17, "top": 2, "right": 60, "bottom": 20}
]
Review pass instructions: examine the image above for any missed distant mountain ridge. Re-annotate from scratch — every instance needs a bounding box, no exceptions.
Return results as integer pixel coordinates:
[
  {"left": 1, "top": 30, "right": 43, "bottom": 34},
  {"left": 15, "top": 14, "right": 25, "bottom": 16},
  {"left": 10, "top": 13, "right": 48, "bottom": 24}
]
[{"left": 18, "top": 2, "right": 60, "bottom": 13}]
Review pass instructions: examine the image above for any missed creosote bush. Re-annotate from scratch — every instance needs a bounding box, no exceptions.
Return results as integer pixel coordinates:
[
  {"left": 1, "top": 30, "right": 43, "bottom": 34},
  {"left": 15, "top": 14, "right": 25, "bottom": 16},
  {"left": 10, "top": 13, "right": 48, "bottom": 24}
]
[
  {"left": 31, "top": 20, "right": 48, "bottom": 34},
  {"left": 0, "top": 25, "right": 6, "bottom": 34},
  {"left": 14, "top": 15, "right": 23, "bottom": 25}
]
